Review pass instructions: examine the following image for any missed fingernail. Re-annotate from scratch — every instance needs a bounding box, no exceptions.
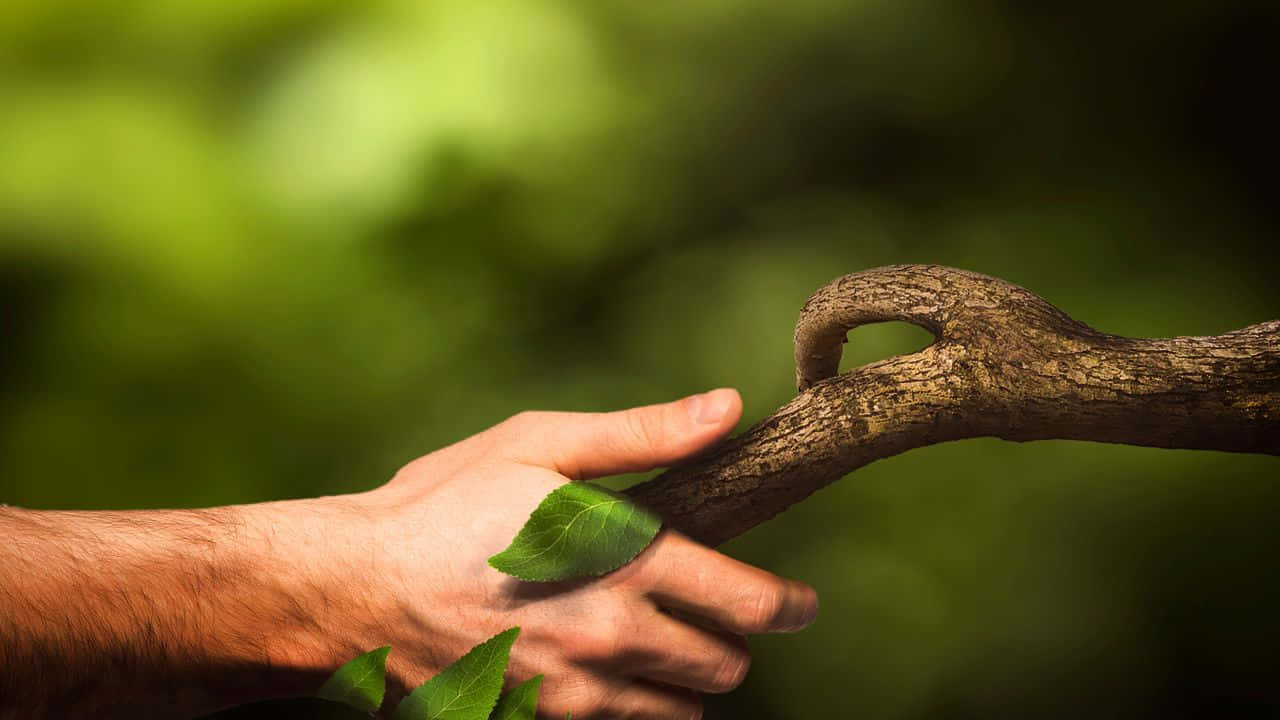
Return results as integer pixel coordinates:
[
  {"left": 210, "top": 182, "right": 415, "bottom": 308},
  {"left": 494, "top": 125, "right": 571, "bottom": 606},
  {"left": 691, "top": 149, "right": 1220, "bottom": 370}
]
[
  {"left": 784, "top": 587, "right": 819, "bottom": 632},
  {"left": 799, "top": 595, "right": 819, "bottom": 630},
  {"left": 688, "top": 389, "right": 732, "bottom": 425}
]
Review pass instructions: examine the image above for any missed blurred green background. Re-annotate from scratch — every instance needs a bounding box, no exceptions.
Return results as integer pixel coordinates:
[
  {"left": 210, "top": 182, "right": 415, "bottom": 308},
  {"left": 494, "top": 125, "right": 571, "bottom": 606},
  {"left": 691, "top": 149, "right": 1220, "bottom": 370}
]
[{"left": 2, "top": 0, "right": 1278, "bottom": 717}]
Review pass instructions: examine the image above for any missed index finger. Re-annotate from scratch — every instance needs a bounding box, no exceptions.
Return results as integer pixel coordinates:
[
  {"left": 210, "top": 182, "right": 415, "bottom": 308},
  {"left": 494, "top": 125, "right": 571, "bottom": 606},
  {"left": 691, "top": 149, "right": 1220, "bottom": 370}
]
[{"left": 638, "top": 530, "right": 819, "bottom": 635}]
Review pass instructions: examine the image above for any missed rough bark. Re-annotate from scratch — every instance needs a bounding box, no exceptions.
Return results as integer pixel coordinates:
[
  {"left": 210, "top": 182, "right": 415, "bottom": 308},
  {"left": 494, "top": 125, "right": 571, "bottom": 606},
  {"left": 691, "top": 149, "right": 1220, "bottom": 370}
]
[{"left": 625, "top": 264, "right": 1280, "bottom": 547}]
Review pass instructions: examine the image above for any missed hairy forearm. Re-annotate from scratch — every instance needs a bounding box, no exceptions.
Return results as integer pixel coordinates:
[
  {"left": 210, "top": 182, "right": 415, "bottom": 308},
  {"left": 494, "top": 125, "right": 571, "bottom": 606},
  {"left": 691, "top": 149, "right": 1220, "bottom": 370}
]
[{"left": 0, "top": 499, "right": 367, "bottom": 717}]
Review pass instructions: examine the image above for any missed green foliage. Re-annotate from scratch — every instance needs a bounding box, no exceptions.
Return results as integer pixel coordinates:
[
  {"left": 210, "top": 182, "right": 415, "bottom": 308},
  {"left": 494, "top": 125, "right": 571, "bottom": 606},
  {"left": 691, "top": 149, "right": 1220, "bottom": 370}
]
[
  {"left": 392, "top": 628, "right": 520, "bottom": 720},
  {"left": 490, "top": 675, "right": 542, "bottom": 720},
  {"left": 316, "top": 646, "right": 390, "bottom": 715},
  {"left": 8, "top": 0, "right": 1280, "bottom": 717},
  {"left": 488, "top": 482, "right": 662, "bottom": 582},
  {"left": 318, "top": 631, "right": 538, "bottom": 720}
]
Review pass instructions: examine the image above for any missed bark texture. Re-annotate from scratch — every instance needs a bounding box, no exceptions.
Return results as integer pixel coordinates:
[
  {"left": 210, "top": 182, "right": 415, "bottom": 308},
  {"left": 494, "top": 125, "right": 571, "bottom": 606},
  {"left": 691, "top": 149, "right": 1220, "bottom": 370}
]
[{"left": 625, "top": 264, "right": 1280, "bottom": 547}]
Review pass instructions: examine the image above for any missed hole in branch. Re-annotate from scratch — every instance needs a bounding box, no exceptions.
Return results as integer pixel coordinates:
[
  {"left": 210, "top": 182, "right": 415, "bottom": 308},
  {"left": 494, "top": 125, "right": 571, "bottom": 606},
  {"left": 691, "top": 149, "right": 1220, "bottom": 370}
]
[{"left": 836, "top": 321, "right": 937, "bottom": 374}]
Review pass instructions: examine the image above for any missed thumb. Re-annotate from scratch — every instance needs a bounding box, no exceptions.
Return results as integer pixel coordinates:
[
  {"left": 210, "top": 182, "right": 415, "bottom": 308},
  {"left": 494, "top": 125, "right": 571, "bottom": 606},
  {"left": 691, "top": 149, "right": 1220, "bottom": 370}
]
[{"left": 499, "top": 388, "right": 742, "bottom": 480}]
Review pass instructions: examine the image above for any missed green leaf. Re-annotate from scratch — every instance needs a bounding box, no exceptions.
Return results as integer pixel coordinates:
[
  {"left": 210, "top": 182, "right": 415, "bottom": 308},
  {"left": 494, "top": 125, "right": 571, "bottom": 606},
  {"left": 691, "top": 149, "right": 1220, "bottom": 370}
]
[
  {"left": 488, "top": 482, "right": 662, "bottom": 582},
  {"left": 489, "top": 674, "right": 542, "bottom": 720},
  {"left": 392, "top": 627, "right": 519, "bottom": 720},
  {"left": 316, "top": 645, "right": 391, "bottom": 715}
]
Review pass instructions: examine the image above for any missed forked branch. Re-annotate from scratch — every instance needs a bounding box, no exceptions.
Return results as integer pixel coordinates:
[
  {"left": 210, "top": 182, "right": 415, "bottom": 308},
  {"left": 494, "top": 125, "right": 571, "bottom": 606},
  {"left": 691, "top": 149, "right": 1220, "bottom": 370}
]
[{"left": 626, "top": 265, "right": 1280, "bottom": 546}]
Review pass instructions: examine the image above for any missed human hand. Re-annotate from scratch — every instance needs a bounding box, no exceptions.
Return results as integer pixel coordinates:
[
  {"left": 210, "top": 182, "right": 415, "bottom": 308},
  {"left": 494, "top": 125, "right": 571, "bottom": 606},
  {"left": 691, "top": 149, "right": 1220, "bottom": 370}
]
[{"left": 298, "top": 389, "right": 819, "bottom": 719}]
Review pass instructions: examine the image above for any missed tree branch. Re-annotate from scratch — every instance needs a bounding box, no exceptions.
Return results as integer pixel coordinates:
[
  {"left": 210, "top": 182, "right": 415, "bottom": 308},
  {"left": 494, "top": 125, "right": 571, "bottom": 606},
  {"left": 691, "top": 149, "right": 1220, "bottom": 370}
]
[{"left": 626, "top": 265, "right": 1280, "bottom": 546}]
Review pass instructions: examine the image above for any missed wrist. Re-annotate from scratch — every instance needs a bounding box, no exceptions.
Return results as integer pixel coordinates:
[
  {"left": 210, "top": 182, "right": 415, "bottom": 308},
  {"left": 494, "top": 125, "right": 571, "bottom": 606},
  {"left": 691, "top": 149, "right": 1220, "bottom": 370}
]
[{"left": 225, "top": 495, "right": 383, "bottom": 702}]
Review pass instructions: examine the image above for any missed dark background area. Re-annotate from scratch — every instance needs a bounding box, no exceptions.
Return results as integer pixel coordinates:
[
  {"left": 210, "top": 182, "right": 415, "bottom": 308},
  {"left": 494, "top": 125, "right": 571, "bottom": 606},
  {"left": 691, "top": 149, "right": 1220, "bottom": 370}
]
[{"left": 2, "top": 0, "right": 1278, "bottom": 717}]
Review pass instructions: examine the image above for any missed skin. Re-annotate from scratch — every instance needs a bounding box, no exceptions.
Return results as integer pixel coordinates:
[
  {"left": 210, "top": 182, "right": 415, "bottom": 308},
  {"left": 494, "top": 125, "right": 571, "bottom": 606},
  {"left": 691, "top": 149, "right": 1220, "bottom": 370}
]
[{"left": 0, "top": 388, "right": 819, "bottom": 719}]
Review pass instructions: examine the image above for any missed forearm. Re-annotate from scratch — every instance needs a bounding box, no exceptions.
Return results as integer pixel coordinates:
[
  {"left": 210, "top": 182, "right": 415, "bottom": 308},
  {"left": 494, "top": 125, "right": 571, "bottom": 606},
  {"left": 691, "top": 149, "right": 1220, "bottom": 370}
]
[{"left": 0, "top": 499, "right": 364, "bottom": 717}]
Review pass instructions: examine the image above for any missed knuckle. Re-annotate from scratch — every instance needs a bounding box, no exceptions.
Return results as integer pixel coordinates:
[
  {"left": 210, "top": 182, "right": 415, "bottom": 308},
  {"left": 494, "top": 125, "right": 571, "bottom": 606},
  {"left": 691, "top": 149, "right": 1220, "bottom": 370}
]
[
  {"left": 540, "top": 677, "right": 608, "bottom": 719},
  {"left": 623, "top": 691, "right": 700, "bottom": 720},
  {"left": 503, "top": 410, "right": 543, "bottom": 433},
  {"left": 495, "top": 410, "right": 570, "bottom": 458},
  {"left": 622, "top": 409, "right": 666, "bottom": 454},
  {"left": 486, "top": 412, "right": 534, "bottom": 448},
  {"left": 741, "top": 583, "right": 787, "bottom": 632},
  {"left": 576, "top": 692, "right": 612, "bottom": 718},
  {"left": 569, "top": 616, "right": 625, "bottom": 664},
  {"left": 708, "top": 648, "right": 751, "bottom": 693}
]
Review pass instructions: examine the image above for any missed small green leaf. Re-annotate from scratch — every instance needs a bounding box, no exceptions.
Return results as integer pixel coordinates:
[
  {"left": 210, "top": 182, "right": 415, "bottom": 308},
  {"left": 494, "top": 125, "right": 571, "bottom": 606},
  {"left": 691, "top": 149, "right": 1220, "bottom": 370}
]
[
  {"left": 392, "top": 627, "right": 519, "bottom": 720},
  {"left": 316, "top": 645, "right": 390, "bottom": 714},
  {"left": 489, "top": 674, "right": 542, "bottom": 720},
  {"left": 488, "top": 482, "right": 662, "bottom": 582}
]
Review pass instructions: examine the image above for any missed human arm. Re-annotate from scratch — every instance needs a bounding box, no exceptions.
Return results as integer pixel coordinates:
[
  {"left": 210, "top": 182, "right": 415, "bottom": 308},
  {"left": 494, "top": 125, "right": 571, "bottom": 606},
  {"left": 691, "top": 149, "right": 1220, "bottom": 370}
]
[
  {"left": 0, "top": 497, "right": 377, "bottom": 716},
  {"left": 0, "top": 389, "right": 819, "bottom": 718}
]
